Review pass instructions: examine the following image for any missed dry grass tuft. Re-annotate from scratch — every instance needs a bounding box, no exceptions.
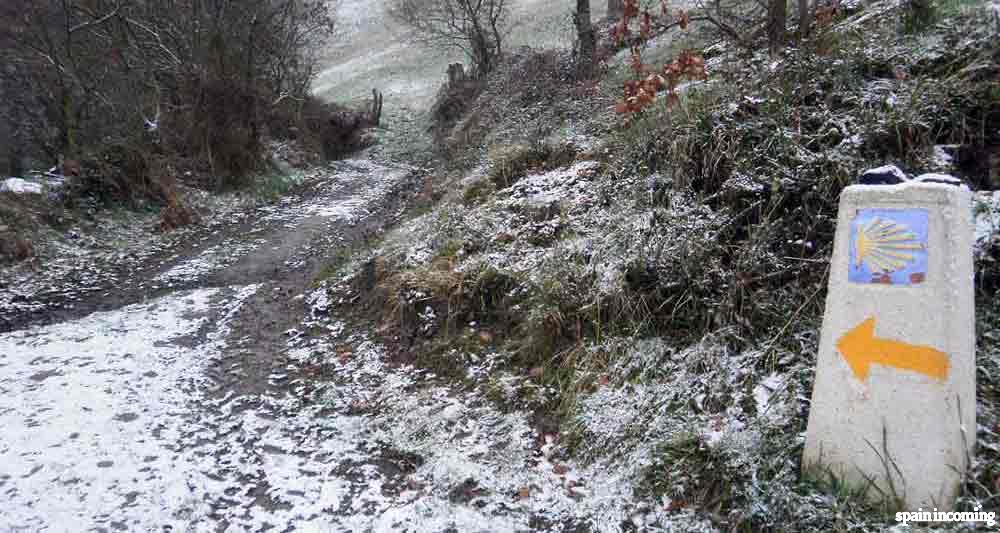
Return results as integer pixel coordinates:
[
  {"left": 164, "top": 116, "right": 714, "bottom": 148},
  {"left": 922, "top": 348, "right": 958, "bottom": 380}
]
[{"left": 487, "top": 141, "right": 578, "bottom": 189}]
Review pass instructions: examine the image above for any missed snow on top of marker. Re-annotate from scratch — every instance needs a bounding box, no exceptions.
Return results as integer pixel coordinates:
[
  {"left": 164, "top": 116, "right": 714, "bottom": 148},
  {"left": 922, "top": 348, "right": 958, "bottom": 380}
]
[{"left": 0, "top": 177, "right": 43, "bottom": 194}]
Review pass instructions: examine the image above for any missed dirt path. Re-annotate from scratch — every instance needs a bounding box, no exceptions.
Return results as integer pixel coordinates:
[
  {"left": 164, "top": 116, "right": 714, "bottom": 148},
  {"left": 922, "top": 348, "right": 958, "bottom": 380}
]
[
  {"left": 0, "top": 159, "right": 416, "bottom": 332},
  {"left": 0, "top": 158, "right": 438, "bottom": 530},
  {"left": 0, "top": 154, "right": 640, "bottom": 531},
  {"left": 0, "top": 1, "right": 657, "bottom": 529}
]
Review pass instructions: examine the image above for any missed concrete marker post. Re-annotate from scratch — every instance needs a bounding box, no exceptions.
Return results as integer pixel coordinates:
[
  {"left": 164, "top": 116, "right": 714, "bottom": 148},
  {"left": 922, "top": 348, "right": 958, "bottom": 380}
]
[{"left": 803, "top": 175, "right": 975, "bottom": 510}]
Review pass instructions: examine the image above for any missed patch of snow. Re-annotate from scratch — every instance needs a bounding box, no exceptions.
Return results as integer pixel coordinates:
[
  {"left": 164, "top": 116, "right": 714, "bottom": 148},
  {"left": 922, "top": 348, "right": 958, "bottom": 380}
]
[
  {"left": 503, "top": 160, "right": 600, "bottom": 212},
  {"left": 914, "top": 173, "right": 963, "bottom": 185},
  {"left": 154, "top": 238, "right": 267, "bottom": 284},
  {"left": 0, "top": 287, "right": 237, "bottom": 530},
  {"left": 754, "top": 373, "right": 785, "bottom": 418},
  {"left": 932, "top": 144, "right": 957, "bottom": 168},
  {"left": 864, "top": 164, "right": 908, "bottom": 182},
  {"left": 0, "top": 177, "right": 43, "bottom": 195},
  {"left": 307, "top": 286, "right": 331, "bottom": 316}
]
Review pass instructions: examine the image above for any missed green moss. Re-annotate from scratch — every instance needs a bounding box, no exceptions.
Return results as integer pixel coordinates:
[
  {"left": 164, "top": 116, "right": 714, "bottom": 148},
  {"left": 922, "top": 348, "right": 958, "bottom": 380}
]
[
  {"left": 462, "top": 178, "right": 495, "bottom": 206},
  {"left": 638, "top": 431, "right": 740, "bottom": 507},
  {"left": 251, "top": 171, "right": 302, "bottom": 201}
]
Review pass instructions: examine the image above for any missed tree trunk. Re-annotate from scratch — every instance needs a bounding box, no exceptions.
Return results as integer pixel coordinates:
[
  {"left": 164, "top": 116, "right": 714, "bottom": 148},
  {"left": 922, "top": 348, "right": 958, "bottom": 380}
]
[
  {"left": 798, "top": 0, "right": 811, "bottom": 37},
  {"left": 470, "top": 30, "right": 492, "bottom": 78},
  {"left": 768, "top": 0, "right": 787, "bottom": 54},
  {"left": 468, "top": 13, "right": 493, "bottom": 78},
  {"left": 60, "top": 88, "right": 78, "bottom": 159},
  {"left": 607, "top": 0, "right": 624, "bottom": 20},
  {"left": 575, "top": 0, "right": 596, "bottom": 78}
]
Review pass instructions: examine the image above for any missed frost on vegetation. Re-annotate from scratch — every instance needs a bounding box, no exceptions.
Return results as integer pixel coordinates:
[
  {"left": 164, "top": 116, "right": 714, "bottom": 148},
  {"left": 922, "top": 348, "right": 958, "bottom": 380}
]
[
  {"left": 358, "top": 137, "right": 735, "bottom": 341},
  {"left": 501, "top": 160, "right": 601, "bottom": 213},
  {"left": 364, "top": 376, "right": 671, "bottom": 530},
  {"left": 932, "top": 144, "right": 957, "bottom": 170},
  {"left": 304, "top": 6, "right": 997, "bottom": 528},
  {"left": 975, "top": 191, "right": 1000, "bottom": 247},
  {"left": 564, "top": 332, "right": 811, "bottom": 526},
  {"left": 418, "top": 305, "right": 437, "bottom": 333},
  {"left": 464, "top": 347, "right": 514, "bottom": 383}
]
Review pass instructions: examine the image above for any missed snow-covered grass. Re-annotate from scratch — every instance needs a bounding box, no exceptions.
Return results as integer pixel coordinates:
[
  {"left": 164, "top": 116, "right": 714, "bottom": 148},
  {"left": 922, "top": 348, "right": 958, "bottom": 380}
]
[
  {"left": 316, "top": 2, "right": 1000, "bottom": 529},
  {"left": 314, "top": 0, "right": 608, "bottom": 108}
]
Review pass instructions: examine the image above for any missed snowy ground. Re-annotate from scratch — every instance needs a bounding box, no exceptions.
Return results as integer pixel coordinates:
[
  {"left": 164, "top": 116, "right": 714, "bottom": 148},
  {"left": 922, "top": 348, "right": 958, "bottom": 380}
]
[
  {"left": 4, "top": 0, "right": 996, "bottom": 530},
  {"left": 0, "top": 158, "right": 678, "bottom": 531},
  {"left": 0, "top": 159, "right": 428, "bottom": 531},
  {"left": 1, "top": 287, "right": 257, "bottom": 530},
  {"left": 0, "top": 287, "right": 671, "bottom": 532}
]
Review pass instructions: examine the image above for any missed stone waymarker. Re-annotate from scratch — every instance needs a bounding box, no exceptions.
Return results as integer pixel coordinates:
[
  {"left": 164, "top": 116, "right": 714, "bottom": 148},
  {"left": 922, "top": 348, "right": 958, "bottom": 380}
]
[{"left": 804, "top": 172, "right": 975, "bottom": 510}]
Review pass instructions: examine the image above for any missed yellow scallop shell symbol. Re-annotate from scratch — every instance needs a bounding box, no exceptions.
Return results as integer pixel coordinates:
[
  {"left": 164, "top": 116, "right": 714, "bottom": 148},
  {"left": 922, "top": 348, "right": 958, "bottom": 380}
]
[{"left": 855, "top": 217, "right": 923, "bottom": 273}]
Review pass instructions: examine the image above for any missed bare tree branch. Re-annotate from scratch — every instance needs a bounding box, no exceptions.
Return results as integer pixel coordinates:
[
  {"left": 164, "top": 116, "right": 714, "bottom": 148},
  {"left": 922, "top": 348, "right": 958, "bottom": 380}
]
[
  {"left": 388, "top": 0, "right": 511, "bottom": 77},
  {"left": 69, "top": 1, "right": 122, "bottom": 35}
]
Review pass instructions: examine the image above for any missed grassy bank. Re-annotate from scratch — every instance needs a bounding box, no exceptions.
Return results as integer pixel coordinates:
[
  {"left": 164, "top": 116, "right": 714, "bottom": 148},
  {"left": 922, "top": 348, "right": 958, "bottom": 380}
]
[{"left": 319, "top": 0, "right": 1000, "bottom": 529}]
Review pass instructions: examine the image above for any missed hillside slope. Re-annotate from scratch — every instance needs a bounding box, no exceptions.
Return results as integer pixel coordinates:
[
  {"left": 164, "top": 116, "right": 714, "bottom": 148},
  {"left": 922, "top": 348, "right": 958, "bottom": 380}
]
[
  {"left": 313, "top": 0, "right": 1000, "bottom": 530},
  {"left": 313, "top": 0, "right": 608, "bottom": 107}
]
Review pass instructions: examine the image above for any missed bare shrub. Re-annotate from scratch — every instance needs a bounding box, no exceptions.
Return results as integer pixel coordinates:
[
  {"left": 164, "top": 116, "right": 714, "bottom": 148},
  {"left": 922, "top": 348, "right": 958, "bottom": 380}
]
[
  {"left": 57, "top": 143, "right": 168, "bottom": 207},
  {"left": 158, "top": 195, "right": 198, "bottom": 232},
  {"left": 0, "top": 233, "right": 34, "bottom": 264},
  {"left": 0, "top": 193, "right": 37, "bottom": 264},
  {"left": 429, "top": 63, "right": 486, "bottom": 140},
  {"left": 488, "top": 141, "right": 578, "bottom": 189},
  {"left": 0, "top": 0, "right": 337, "bottom": 201}
]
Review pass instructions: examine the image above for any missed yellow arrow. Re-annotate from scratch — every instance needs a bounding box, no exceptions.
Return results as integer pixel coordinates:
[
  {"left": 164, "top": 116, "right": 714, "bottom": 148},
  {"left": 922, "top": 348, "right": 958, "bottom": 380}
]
[{"left": 836, "top": 317, "right": 949, "bottom": 382}]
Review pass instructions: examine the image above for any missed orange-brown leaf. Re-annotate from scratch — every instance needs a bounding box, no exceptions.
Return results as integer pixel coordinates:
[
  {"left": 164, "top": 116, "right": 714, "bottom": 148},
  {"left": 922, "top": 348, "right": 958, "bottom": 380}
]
[
  {"left": 624, "top": 0, "right": 639, "bottom": 18},
  {"left": 640, "top": 12, "right": 652, "bottom": 39}
]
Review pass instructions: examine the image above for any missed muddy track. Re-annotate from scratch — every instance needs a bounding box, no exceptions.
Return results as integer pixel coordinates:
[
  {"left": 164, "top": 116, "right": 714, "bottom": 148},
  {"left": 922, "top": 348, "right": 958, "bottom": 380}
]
[
  {"left": 201, "top": 169, "right": 419, "bottom": 402},
  {"left": 1, "top": 158, "right": 443, "bottom": 529},
  {"left": 0, "top": 160, "right": 421, "bottom": 334}
]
